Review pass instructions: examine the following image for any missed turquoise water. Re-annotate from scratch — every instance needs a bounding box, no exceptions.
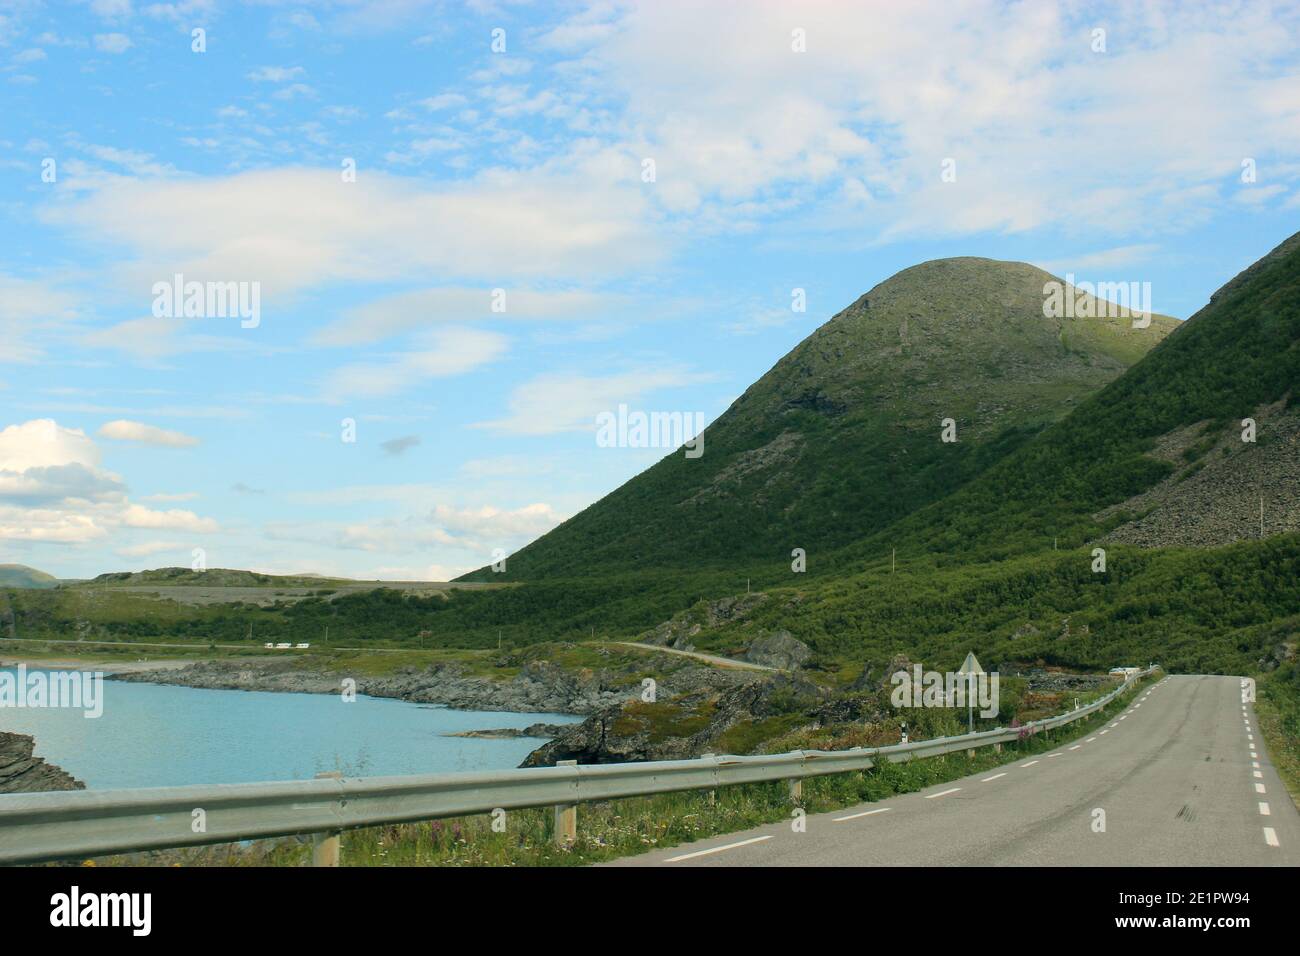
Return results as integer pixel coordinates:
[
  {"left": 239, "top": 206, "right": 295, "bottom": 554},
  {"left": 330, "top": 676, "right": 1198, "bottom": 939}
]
[{"left": 0, "top": 668, "right": 580, "bottom": 790}]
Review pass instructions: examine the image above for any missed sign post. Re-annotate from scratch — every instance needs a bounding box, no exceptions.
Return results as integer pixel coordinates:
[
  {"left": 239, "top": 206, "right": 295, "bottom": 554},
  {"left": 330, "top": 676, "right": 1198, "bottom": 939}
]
[{"left": 957, "top": 651, "right": 984, "bottom": 734}]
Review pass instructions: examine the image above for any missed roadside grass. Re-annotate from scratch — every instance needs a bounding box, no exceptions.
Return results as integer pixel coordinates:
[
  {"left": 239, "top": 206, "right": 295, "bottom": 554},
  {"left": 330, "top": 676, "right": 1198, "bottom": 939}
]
[
  {"left": 1255, "top": 663, "right": 1300, "bottom": 812},
  {"left": 77, "top": 673, "right": 1151, "bottom": 868}
]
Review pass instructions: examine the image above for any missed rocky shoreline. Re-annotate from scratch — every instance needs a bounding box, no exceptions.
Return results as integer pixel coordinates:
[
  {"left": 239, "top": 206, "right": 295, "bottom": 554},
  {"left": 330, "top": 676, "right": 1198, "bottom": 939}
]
[
  {"left": 0, "top": 731, "right": 85, "bottom": 794},
  {"left": 107, "top": 653, "right": 762, "bottom": 717}
]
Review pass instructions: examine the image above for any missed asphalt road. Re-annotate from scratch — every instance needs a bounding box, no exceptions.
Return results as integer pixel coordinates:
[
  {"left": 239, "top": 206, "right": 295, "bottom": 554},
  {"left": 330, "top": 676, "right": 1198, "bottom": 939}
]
[{"left": 609, "top": 675, "right": 1299, "bottom": 866}]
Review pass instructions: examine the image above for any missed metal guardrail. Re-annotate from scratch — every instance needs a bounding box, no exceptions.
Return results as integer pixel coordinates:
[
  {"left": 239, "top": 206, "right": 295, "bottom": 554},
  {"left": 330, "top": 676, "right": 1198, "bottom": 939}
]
[{"left": 0, "top": 669, "right": 1152, "bottom": 865}]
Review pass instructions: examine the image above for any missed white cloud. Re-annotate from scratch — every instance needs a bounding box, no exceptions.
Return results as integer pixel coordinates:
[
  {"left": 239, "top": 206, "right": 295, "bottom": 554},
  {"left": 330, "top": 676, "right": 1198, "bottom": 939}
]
[
  {"left": 139, "top": 491, "right": 198, "bottom": 502},
  {"left": 98, "top": 419, "right": 200, "bottom": 447},
  {"left": 0, "top": 275, "right": 81, "bottom": 363},
  {"left": 1033, "top": 244, "right": 1165, "bottom": 276},
  {"left": 430, "top": 502, "right": 564, "bottom": 539},
  {"left": 273, "top": 83, "right": 315, "bottom": 101},
  {"left": 115, "top": 539, "right": 184, "bottom": 557},
  {"left": 419, "top": 93, "right": 467, "bottom": 111},
  {"left": 550, "top": 0, "right": 1300, "bottom": 240},
  {"left": 90, "top": 0, "right": 133, "bottom": 19},
  {"left": 247, "top": 66, "right": 305, "bottom": 83},
  {"left": 0, "top": 419, "right": 99, "bottom": 473},
  {"left": 314, "top": 287, "right": 622, "bottom": 346},
  {"left": 44, "top": 164, "right": 664, "bottom": 302},
  {"left": 322, "top": 326, "right": 508, "bottom": 400},
  {"left": 93, "top": 33, "right": 132, "bottom": 54},
  {"left": 83, "top": 317, "right": 259, "bottom": 362},
  {"left": 120, "top": 503, "right": 216, "bottom": 532},
  {"left": 0, "top": 419, "right": 216, "bottom": 543},
  {"left": 474, "top": 367, "right": 713, "bottom": 435}
]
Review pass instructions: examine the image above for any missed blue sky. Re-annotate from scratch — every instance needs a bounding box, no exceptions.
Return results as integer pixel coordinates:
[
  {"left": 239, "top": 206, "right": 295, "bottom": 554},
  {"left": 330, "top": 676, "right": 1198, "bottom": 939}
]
[{"left": 1, "top": 0, "right": 1298, "bottom": 580}]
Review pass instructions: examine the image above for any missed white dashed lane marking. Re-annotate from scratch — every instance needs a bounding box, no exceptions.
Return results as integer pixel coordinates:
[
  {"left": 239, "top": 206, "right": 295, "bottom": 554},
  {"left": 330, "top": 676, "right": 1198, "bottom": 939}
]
[
  {"left": 1256, "top": 783, "right": 1267, "bottom": 794},
  {"left": 1264, "top": 828, "right": 1280, "bottom": 848},
  {"left": 833, "top": 807, "right": 890, "bottom": 823},
  {"left": 1021, "top": 760, "right": 1040, "bottom": 768},
  {"left": 981, "top": 773, "right": 1007, "bottom": 783},
  {"left": 665, "top": 835, "right": 772, "bottom": 862},
  {"left": 1069, "top": 745, "right": 1082, "bottom": 751},
  {"left": 1259, "top": 802, "right": 1271, "bottom": 816},
  {"left": 925, "top": 788, "right": 961, "bottom": 800}
]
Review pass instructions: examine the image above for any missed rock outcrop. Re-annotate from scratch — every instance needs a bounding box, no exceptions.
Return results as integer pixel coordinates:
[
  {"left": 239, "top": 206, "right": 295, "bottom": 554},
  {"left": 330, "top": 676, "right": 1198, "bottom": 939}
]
[
  {"left": 0, "top": 731, "right": 84, "bottom": 793},
  {"left": 521, "top": 673, "right": 822, "bottom": 766},
  {"left": 744, "top": 630, "right": 811, "bottom": 670}
]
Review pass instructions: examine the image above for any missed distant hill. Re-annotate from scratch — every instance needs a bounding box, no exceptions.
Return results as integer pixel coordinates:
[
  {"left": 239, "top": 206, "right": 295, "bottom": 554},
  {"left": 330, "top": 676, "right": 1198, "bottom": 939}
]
[
  {"left": 0, "top": 565, "right": 59, "bottom": 589},
  {"left": 463, "top": 257, "right": 1176, "bottom": 580},
  {"left": 81, "top": 567, "right": 356, "bottom": 589}
]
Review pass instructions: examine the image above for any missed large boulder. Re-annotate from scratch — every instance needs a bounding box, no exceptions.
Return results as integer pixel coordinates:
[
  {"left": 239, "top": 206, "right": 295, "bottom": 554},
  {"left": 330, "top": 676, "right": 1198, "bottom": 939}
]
[{"left": 744, "top": 630, "right": 811, "bottom": 670}]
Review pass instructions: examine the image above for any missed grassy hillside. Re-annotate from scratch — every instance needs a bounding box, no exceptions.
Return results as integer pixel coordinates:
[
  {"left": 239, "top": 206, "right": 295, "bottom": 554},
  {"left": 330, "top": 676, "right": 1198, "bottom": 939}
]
[
  {"left": 9, "top": 536, "right": 1296, "bottom": 677},
  {"left": 0, "top": 565, "right": 58, "bottom": 589},
  {"left": 826, "top": 231, "right": 1300, "bottom": 569},
  {"left": 465, "top": 258, "right": 1175, "bottom": 580}
]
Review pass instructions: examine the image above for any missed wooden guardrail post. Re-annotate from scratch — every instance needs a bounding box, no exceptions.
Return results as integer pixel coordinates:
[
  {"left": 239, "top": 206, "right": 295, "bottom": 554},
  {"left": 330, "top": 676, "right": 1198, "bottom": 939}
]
[
  {"left": 553, "top": 760, "right": 578, "bottom": 846},
  {"left": 788, "top": 778, "right": 803, "bottom": 803},
  {"left": 702, "top": 753, "right": 716, "bottom": 806},
  {"left": 311, "top": 771, "right": 343, "bottom": 867}
]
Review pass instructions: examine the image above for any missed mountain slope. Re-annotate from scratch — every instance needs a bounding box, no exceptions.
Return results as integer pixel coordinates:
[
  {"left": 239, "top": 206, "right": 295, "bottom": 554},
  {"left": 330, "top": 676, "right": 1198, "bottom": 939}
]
[
  {"left": 841, "top": 230, "right": 1300, "bottom": 563},
  {"left": 471, "top": 258, "right": 1176, "bottom": 579},
  {"left": 0, "top": 564, "right": 58, "bottom": 589}
]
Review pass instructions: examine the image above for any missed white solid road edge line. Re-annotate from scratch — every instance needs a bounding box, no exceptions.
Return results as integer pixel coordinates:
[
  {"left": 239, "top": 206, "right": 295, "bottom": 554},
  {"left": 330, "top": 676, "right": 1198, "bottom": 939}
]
[
  {"left": 1264, "top": 827, "right": 1279, "bottom": 848},
  {"left": 665, "top": 835, "right": 773, "bottom": 862},
  {"left": 925, "top": 787, "right": 961, "bottom": 799},
  {"left": 834, "top": 807, "right": 892, "bottom": 822}
]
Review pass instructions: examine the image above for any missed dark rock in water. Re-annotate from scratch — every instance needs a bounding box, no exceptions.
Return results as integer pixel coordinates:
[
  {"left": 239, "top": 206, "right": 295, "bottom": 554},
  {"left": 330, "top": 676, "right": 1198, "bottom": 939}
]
[
  {"left": 0, "top": 731, "right": 85, "bottom": 793},
  {"left": 443, "top": 722, "right": 568, "bottom": 739}
]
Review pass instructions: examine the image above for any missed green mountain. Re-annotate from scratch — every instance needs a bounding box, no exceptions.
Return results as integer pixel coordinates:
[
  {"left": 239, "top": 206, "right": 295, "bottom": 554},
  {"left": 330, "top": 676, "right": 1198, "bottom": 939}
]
[
  {"left": 0, "top": 565, "right": 59, "bottom": 589},
  {"left": 469, "top": 257, "right": 1176, "bottom": 580},
  {"left": 846, "top": 230, "right": 1300, "bottom": 564}
]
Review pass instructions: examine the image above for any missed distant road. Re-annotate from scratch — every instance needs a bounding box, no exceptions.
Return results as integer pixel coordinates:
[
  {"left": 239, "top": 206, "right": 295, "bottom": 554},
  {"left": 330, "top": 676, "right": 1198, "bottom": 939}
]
[
  {"left": 609, "top": 675, "right": 1299, "bottom": 866},
  {"left": 614, "top": 641, "right": 776, "bottom": 672}
]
